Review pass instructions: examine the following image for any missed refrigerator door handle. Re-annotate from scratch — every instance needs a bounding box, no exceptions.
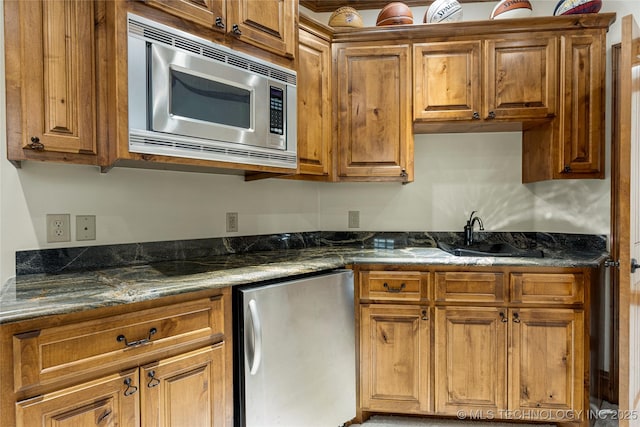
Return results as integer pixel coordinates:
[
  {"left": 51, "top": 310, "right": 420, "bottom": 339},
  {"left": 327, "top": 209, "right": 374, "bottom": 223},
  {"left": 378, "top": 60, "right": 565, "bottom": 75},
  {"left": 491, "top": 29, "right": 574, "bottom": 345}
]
[{"left": 247, "top": 299, "right": 262, "bottom": 375}]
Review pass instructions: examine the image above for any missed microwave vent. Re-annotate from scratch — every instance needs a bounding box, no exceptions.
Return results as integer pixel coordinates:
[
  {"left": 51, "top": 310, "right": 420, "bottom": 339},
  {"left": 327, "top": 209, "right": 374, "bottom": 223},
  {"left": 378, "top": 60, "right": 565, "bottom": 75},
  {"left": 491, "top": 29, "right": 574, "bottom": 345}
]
[
  {"left": 128, "top": 16, "right": 296, "bottom": 86},
  {"left": 129, "top": 131, "right": 297, "bottom": 168}
]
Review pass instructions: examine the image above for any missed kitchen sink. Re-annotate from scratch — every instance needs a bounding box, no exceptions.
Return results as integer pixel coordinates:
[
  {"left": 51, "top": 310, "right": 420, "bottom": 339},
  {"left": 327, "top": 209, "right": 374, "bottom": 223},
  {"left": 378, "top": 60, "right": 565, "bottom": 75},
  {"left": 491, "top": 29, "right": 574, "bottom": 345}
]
[{"left": 437, "top": 241, "right": 544, "bottom": 258}]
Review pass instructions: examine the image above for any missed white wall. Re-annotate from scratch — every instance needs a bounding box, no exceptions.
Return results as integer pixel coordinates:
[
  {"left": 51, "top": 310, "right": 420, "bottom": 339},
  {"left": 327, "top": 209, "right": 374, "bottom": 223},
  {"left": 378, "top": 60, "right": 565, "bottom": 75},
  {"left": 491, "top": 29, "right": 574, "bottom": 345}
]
[{"left": 2, "top": 0, "right": 636, "bottom": 286}]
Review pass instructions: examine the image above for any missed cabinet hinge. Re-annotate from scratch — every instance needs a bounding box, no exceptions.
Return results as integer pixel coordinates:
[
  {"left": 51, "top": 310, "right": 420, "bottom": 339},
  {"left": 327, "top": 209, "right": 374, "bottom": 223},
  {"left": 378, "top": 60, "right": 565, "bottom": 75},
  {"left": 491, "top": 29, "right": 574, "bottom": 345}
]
[{"left": 604, "top": 259, "right": 620, "bottom": 268}]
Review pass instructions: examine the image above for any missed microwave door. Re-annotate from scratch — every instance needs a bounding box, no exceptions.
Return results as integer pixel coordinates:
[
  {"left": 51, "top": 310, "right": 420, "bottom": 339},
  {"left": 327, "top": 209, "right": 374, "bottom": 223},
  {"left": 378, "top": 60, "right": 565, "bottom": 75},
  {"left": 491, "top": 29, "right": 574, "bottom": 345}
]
[{"left": 149, "top": 43, "right": 268, "bottom": 147}]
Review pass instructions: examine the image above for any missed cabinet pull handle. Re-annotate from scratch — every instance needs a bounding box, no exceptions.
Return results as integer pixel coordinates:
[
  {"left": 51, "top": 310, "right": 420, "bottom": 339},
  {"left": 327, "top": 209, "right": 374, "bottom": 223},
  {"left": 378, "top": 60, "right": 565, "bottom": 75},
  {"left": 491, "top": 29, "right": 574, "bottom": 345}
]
[
  {"left": 383, "top": 283, "right": 406, "bottom": 293},
  {"left": 232, "top": 24, "right": 242, "bottom": 35},
  {"left": 512, "top": 312, "right": 521, "bottom": 323},
  {"left": 97, "top": 409, "right": 112, "bottom": 424},
  {"left": 421, "top": 310, "right": 428, "bottom": 321},
  {"left": 488, "top": 111, "right": 496, "bottom": 119},
  {"left": 472, "top": 112, "right": 480, "bottom": 120},
  {"left": 147, "top": 370, "right": 161, "bottom": 388},
  {"left": 499, "top": 312, "right": 508, "bottom": 323},
  {"left": 215, "top": 16, "right": 225, "bottom": 29},
  {"left": 563, "top": 165, "right": 572, "bottom": 173},
  {"left": 123, "top": 377, "right": 138, "bottom": 396},
  {"left": 117, "top": 327, "right": 157, "bottom": 348},
  {"left": 28, "top": 136, "right": 44, "bottom": 151},
  {"left": 400, "top": 169, "right": 408, "bottom": 178}
]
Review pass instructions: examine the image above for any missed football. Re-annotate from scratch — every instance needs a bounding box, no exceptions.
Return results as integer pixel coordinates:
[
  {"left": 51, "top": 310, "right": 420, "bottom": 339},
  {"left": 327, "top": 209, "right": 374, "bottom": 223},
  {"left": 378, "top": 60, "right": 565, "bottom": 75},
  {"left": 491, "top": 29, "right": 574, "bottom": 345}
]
[
  {"left": 490, "top": 0, "right": 533, "bottom": 19},
  {"left": 328, "top": 6, "right": 364, "bottom": 28},
  {"left": 553, "top": 0, "right": 602, "bottom": 16},
  {"left": 425, "top": 0, "right": 463, "bottom": 24},
  {"left": 376, "top": 2, "right": 414, "bottom": 26}
]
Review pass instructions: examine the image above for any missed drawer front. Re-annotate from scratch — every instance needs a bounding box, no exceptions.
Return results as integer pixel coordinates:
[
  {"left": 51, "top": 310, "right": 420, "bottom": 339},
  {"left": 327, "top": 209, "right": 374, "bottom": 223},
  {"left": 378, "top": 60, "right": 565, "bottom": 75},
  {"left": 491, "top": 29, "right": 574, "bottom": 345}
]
[
  {"left": 510, "top": 273, "right": 584, "bottom": 304},
  {"left": 435, "top": 272, "right": 504, "bottom": 303},
  {"left": 13, "top": 296, "right": 224, "bottom": 392},
  {"left": 360, "top": 271, "right": 426, "bottom": 302}
]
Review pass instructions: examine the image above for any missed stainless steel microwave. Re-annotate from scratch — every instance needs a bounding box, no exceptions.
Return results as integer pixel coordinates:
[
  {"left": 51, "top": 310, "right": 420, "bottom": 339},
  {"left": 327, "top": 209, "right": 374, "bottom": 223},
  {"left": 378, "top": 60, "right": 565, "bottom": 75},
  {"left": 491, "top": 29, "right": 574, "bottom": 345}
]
[{"left": 127, "top": 14, "right": 297, "bottom": 169}]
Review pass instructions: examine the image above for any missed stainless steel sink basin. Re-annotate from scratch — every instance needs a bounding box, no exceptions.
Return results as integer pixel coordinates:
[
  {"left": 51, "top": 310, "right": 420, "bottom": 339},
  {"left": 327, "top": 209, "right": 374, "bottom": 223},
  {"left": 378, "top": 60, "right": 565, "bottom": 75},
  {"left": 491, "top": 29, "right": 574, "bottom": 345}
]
[{"left": 437, "top": 241, "right": 544, "bottom": 258}]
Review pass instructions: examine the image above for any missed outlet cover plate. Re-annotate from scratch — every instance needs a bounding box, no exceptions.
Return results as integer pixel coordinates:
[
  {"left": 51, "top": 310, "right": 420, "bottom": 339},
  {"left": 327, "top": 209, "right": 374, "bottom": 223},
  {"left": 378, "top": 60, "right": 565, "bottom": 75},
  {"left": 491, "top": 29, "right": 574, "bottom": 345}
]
[
  {"left": 76, "top": 215, "right": 96, "bottom": 241},
  {"left": 226, "top": 212, "right": 238, "bottom": 232},
  {"left": 46, "top": 214, "right": 71, "bottom": 243}
]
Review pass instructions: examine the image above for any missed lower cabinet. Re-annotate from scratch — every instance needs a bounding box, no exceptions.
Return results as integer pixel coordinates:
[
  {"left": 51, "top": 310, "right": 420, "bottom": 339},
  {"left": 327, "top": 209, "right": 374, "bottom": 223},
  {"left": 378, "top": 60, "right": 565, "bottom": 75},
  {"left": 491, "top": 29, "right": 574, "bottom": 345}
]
[
  {"left": 360, "top": 304, "right": 431, "bottom": 414},
  {"left": 356, "top": 266, "right": 590, "bottom": 425},
  {"left": 16, "top": 344, "right": 225, "bottom": 427},
  {"left": 2, "top": 291, "right": 232, "bottom": 427}
]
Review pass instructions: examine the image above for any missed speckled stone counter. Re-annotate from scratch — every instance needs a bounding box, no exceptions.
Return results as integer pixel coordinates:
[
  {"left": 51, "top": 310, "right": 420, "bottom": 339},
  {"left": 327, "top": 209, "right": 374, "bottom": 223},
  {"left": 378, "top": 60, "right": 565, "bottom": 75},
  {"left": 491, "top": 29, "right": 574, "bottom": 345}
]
[{"left": 1, "top": 233, "right": 608, "bottom": 324}]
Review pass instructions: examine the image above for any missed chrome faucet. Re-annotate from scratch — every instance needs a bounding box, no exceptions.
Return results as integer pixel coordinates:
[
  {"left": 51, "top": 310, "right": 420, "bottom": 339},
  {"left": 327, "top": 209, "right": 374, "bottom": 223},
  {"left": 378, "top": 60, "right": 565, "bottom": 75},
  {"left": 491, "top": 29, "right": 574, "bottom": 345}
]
[{"left": 464, "top": 211, "right": 484, "bottom": 246}]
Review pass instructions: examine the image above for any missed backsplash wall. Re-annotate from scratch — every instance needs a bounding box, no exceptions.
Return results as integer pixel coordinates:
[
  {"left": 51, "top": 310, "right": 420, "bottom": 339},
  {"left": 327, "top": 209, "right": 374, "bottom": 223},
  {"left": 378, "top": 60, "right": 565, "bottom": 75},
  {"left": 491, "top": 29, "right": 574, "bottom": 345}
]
[{"left": 3, "top": 0, "right": 634, "bottom": 285}]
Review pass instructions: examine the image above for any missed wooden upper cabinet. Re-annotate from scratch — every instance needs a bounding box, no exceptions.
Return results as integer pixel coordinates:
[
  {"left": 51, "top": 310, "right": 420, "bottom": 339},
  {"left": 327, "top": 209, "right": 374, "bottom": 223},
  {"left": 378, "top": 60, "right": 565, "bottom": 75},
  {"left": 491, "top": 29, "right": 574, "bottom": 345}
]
[
  {"left": 145, "top": 0, "right": 296, "bottom": 59},
  {"left": 336, "top": 43, "right": 413, "bottom": 182},
  {"left": 414, "top": 36, "right": 557, "bottom": 124},
  {"left": 5, "top": 0, "right": 99, "bottom": 165},
  {"left": 297, "top": 22, "right": 332, "bottom": 177},
  {"left": 484, "top": 36, "right": 557, "bottom": 120},
  {"left": 557, "top": 32, "right": 605, "bottom": 177},
  {"left": 413, "top": 41, "right": 481, "bottom": 122}
]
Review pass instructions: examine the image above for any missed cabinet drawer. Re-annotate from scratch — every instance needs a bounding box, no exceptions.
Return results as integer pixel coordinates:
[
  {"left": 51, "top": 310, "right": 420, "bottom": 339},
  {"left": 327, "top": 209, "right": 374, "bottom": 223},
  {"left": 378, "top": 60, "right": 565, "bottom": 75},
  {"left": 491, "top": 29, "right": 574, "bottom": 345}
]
[
  {"left": 510, "top": 273, "right": 584, "bottom": 304},
  {"left": 13, "top": 296, "right": 224, "bottom": 392},
  {"left": 435, "top": 272, "right": 504, "bottom": 303},
  {"left": 360, "top": 271, "right": 426, "bottom": 302}
]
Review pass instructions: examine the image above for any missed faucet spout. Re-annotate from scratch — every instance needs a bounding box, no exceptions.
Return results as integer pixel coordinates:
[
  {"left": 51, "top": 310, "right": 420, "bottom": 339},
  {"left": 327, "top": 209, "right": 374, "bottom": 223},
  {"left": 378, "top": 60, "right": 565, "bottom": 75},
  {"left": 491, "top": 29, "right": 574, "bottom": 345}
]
[{"left": 464, "top": 211, "right": 485, "bottom": 246}]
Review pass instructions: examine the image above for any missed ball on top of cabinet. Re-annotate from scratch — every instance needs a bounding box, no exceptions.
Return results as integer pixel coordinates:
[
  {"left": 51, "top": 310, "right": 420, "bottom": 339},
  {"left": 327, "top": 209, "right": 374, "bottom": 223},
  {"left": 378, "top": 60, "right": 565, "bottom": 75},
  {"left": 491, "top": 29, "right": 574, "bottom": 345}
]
[
  {"left": 376, "top": 2, "right": 414, "bottom": 26},
  {"left": 425, "top": 0, "right": 463, "bottom": 24},
  {"left": 490, "top": 0, "right": 533, "bottom": 19},
  {"left": 553, "top": 0, "right": 602, "bottom": 16},
  {"left": 329, "top": 6, "right": 364, "bottom": 28}
]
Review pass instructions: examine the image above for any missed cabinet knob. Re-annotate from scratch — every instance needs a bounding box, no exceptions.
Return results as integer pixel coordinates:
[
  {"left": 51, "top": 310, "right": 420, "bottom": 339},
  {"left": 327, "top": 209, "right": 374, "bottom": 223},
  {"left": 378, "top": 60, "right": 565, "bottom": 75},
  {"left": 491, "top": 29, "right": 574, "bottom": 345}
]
[
  {"left": 563, "top": 165, "right": 572, "bottom": 173},
  {"left": 512, "top": 312, "right": 521, "bottom": 323},
  {"left": 421, "top": 310, "right": 428, "bottom": 321},
  {"left": 488, "top": 111, "right": 496, "bottom": 119},
  {"left": 232, "top": 24, "right": 242, "bottom": 35},
  {"left": 472, "top": 112, "right": 480, "bottom": 120},
  {"left": 215, "top": 16, "right": 225, "bottom": 29},
  {"left": 499, "top": 312, "right": 508, "bottom": 323},
  {"left": 400, "top": 169, "right": 408, "bottom": 179},
  {"left": 28, "top": 136, "right": 44, "bottom": 151}
]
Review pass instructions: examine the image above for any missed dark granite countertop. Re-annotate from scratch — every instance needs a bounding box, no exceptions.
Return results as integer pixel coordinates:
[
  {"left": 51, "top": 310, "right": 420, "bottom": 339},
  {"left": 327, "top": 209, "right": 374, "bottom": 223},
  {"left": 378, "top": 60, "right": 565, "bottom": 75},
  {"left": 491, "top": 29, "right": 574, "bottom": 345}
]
[{"left": 0, "top": 243, "right": 607, "bottom": 325}]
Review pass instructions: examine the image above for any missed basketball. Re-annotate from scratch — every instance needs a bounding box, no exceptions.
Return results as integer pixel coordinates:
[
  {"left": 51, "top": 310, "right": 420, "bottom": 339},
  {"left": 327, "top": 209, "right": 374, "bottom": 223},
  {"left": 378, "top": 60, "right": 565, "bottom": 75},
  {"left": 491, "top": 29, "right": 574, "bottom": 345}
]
[
  {"left": 376, "top": 2, "right": 414, "bottom": 26},
  {"left": 553, "top": 0, "right": 602, "bottom": 16},
  {"left": 425, "top": 0, "right": 463, "bottom": 24},
  {"left": 490, "top": 0, "right": 533, "bottom": 19}
]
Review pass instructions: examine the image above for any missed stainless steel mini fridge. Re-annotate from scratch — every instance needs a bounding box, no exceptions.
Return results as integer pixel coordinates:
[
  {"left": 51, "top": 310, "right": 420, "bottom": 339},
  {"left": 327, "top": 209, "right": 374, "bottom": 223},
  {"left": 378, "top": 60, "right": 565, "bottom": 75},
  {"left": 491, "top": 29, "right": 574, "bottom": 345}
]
[{"left": 234, "top": 270, "right": 356, "bottom": 427}]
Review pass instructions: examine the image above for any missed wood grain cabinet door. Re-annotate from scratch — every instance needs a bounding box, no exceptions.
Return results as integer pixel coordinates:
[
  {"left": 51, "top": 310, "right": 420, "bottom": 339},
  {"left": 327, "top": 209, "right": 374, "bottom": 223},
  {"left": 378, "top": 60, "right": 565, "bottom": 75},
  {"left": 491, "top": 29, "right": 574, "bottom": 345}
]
[
  {"left": 484, "top": 36, "right": 558, "bottom": 120},
  {"left": 141, "top": 344, "right": 226, "bottom": 427},
  {"left": 557, "top": 32, "right": 605, "bottom": 177},
  {"left": 336, "top": 44, "right": 413, "bottom": 182},
  {"left": 508, "top": 308, "right": 584, "bottom": 420},
  {"left": 15, "top": 0, "right": 98, "bottom": 158},
  {"left": 143, "top": 0, "right": 226, "bottom": 30},
  {"left": 297, "top": 26, "right": 332, "bottom": 177},
  {"left": 227, "top": 0, "right": 296, "bottom": 59},
  {"left": 413, "top": 41, "right": 481, "bottom": 122},
  {"left": 16, "top": 371, "right": 139, "bottom": 427},
  {"left": 434, "top": 307, "right": 507, "bottom": 416},
  {"left": 360, "top": 304, "right": 430, "bottom": 413}
]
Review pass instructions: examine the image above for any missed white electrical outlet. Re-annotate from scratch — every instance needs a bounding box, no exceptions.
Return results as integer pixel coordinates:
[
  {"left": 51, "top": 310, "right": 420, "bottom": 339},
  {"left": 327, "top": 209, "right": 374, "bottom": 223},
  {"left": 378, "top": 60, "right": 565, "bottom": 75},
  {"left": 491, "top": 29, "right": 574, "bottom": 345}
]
[
  {"left": 76, "top": 215, "right": 96, "bottom": 241},
  {"left": 226, "top": 212, "right": 239, "bottom": 232},
  {"left": 46, "top": 214, "right": 71, "bottom": 243},
  {"left": 348, "top": 210, "right": 360, "bottom": 228}
]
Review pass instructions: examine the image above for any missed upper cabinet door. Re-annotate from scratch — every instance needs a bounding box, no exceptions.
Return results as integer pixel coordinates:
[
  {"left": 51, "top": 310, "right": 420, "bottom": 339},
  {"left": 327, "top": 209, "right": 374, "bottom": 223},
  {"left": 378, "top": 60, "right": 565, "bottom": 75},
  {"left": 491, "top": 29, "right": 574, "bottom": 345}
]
[
  {"left": 336, "top": 43, "right": 413, "bottom": 182},
  {"left": 143, "top": 0, "right": 226, "bottom": 31},
  {"left": 557, "top": 33, "right": 605, "bottom": 177},
  {"left": 413, "top": 41, "right": 481, "bottom": 122},
  {"left": 484, "top": 36, "right": 558, "bottom": 120},
  {"left": 15, "top": 0, "right": 98, "bottom": 158},
  {"left": 227, "top": 0, "right": 296, "bottom": 59}
]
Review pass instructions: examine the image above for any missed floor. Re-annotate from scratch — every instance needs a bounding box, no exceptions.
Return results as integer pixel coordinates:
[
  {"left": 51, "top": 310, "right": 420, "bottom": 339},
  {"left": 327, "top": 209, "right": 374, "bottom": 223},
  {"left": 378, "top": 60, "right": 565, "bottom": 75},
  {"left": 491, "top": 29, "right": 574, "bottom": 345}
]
[{"left": 351, "top": 401, "right": 619, "bottom": 427}]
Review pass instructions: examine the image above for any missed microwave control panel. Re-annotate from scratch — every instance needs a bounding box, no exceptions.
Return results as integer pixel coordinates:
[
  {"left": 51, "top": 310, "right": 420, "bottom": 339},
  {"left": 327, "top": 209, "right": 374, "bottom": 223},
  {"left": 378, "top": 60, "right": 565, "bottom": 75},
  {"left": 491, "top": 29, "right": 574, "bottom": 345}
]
[{"left": 269, "top": 87, "right": 284, "bottom": 135}]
